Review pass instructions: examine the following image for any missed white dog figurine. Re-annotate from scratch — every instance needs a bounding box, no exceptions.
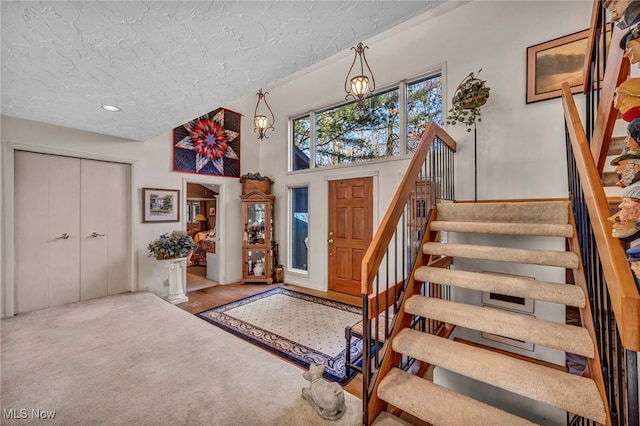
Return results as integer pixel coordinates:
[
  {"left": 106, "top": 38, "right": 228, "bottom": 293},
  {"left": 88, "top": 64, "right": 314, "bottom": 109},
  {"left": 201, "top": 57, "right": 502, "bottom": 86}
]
[{"left": 301, "top": 364, "right": 346, "bottom": 420}]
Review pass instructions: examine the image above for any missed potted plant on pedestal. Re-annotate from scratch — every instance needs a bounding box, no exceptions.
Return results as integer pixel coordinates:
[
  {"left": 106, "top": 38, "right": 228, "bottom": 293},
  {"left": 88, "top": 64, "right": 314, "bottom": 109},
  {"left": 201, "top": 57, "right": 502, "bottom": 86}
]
[
  {"left": 148, "top": 231, "right": 195, "bottom": 260},
  {"left": 239, "top": 172, "right": 274, "bottom": 194},
  {"left": 148, "top": 231, "right": 195, "bottom": 304},
  {"left": 446, "top": 69, "right": 491, "bottom": 132}
]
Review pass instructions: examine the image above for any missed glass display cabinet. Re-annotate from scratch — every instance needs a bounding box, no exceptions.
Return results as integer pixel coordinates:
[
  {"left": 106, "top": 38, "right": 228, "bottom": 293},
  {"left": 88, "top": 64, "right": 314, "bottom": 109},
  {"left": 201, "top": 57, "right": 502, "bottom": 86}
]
[{"left": 240, "top": 191, "right": 275, "bottom": 284}]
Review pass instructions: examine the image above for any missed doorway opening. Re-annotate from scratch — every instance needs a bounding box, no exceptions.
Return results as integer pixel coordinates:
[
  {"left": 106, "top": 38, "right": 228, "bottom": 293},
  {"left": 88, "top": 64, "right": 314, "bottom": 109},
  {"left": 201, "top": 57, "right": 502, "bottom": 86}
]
[{"left": 185, "top": 181, "right": 220, "bottom": 292}]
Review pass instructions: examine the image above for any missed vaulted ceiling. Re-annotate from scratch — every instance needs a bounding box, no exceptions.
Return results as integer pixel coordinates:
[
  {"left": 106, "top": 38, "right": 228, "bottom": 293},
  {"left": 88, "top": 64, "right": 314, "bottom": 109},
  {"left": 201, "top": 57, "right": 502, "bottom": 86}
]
[{"left": 1, "top": 1, "right": 444, "bottom": 141}]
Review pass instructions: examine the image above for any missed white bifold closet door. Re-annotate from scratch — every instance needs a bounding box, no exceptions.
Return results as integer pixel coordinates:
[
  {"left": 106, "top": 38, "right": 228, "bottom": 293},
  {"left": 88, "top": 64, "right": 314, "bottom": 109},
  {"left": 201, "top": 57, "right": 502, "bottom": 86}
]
[
  {"left": 14, "top": 151, "right": 130, "bottom": 314},
  {"left": 80, "top": 159, "right": 130, "bottom": 300}
]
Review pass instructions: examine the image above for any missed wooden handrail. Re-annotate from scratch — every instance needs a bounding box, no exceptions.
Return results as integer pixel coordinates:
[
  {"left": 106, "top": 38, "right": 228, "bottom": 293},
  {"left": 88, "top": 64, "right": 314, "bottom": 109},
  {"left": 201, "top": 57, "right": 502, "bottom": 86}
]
[
  {"left": 562, "top": 82, "right": 640, "bottom": 351},
  {"left": 590, "top": 25, "right": 630, "bottom": 172},
  {"left": 360, "top": 122, "right": 456, "bottom": 295},
  {"left": 582, "top": 0, "right": 603, "bottom": 92},
  {"left": 568, "top": 209, "right": 612, "bottom": 426},
  {"left": 366, "top": 214, "right": 440, "bottom": 423}
]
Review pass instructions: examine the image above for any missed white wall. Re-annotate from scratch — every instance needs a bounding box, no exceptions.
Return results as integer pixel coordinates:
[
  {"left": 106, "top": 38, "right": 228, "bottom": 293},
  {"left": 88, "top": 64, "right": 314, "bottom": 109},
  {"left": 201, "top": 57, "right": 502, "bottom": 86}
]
[
  {"left": 1, "top": 116, "right": 250, "bottom": 316},
  {"left": 225, "top": 0, "right": 591, "bottom": 291}
]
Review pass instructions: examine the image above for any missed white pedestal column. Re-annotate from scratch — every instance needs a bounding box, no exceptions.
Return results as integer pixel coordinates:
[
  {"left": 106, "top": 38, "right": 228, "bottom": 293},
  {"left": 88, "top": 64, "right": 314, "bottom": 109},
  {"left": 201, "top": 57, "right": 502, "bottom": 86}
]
[{"left": 167, "top": 257, "right": 188, "bottom": 304}]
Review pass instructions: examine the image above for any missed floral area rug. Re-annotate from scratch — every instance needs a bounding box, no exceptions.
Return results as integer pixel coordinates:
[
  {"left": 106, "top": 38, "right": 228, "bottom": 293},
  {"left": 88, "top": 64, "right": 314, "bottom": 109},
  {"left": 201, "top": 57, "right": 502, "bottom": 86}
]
[{"left": 196, "top": 287, "right": 363, "bottom": 383}]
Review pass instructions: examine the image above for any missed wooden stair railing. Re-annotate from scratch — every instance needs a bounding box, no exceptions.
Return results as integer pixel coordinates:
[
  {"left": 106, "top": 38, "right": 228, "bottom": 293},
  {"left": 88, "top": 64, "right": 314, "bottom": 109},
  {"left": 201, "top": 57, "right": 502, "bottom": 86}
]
[
  {"left": 585, "top": 9, "right": 630, "bottom": 173},
  {"left": 359, "top": 121, "right": 457, "bottom": 425},
  {"left": 568, "top": 209, "right": 613, "bottom": 426},
  {"left": 562, "top": 81, "right": 640, "bottom": 352}
]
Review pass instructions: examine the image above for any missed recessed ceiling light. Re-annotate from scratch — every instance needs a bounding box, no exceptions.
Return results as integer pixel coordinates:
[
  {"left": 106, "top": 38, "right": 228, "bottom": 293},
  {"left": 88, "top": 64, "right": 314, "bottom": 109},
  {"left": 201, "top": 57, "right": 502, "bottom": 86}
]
[{"left": 101, "top": 105, "right": 121, "bottom": 112}]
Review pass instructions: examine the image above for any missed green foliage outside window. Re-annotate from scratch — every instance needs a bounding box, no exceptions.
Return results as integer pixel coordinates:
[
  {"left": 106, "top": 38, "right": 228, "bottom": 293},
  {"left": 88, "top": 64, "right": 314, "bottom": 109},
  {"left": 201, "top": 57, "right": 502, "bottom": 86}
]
[
  {"left": 316, "top": 88, "right": 399, "bottom": 167},
  {"left": 291, "top": 73, "right": 442, "bottom": 171},
  {"left": 407, "top": 75, "right": 443, "bottom": 152}
]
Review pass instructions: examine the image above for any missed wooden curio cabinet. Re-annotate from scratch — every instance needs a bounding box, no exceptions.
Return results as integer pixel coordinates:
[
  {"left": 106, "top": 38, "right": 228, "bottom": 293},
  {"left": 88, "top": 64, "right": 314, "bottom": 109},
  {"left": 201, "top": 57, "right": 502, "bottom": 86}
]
[{"left": 240, "top": 190, "right": 275, "bottom": 284}]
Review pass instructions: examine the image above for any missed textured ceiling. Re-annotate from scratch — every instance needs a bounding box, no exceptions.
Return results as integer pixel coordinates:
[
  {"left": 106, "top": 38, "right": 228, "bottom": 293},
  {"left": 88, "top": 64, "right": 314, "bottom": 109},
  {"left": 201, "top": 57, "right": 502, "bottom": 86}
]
[{"left": 1, "top": 1, "right": 444, "bottom": 141}]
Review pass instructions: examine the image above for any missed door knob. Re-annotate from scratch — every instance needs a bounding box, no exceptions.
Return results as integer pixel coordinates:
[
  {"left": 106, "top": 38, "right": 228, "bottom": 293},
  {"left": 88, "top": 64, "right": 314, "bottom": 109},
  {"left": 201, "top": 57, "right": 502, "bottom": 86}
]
[
  {"left": 328, "top": 239, "right": 334, "bottom": 243},
  {"left": 57, "top": 233, "right": 70, "bottom": 240},
  {"left": 91, "top": 232, "right": 105, "bottom": 238}
]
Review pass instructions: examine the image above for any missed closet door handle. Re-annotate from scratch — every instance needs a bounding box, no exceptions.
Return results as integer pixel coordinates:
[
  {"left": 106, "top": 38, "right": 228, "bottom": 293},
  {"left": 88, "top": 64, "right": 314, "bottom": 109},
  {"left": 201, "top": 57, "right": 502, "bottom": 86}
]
[
  {"left": 90, "top": 232, "right": 105, "bottom": 238},
  {"left": 57, "top": 233, "right": 70, "bottom": 240}
]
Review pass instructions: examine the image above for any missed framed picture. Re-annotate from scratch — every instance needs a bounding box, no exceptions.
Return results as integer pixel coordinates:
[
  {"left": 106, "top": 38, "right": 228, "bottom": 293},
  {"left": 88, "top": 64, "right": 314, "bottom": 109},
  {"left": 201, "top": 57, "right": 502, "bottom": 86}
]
[
  {"left": 142, "top": 188, "right": 180, "bottom": 223},
  {"left": 209, "top": 207, "right": 216, "bottom": 216},
  {"left": 526, "top": 26, "right": 611, "bottom": 103}
]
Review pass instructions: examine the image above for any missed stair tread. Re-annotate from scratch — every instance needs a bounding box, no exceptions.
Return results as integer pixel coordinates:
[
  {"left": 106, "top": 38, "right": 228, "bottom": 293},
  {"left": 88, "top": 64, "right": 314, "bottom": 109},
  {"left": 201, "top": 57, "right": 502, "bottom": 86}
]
[
  {"left": 404, "top": 296, "right": 594, "bottom": 357},
  {"left": 609, "top": 135, "right": 626, "bottom": 156},
  {"left": 430, "top": 220, "right": 573, "bottom": 237},
  {"left": 415, "top": 267, "right": 586, "bottom": 308},
  {"left": 393, "top": 329, "right": 606, "bottom": 423},
  {"left": 422, "top": 242, "right": 579, "bottom": 269},
  {"left": 378, "top": 368, "right": 536, "bottom": 426},
  {"left": 435, "top": 201, "right": 569, "bottom": 224},
  {"left": 602, "top": 171, "right": 619, "bottom": 187},
  {"left": 371, "top": 412, "right": 414, "bottom": 426}
]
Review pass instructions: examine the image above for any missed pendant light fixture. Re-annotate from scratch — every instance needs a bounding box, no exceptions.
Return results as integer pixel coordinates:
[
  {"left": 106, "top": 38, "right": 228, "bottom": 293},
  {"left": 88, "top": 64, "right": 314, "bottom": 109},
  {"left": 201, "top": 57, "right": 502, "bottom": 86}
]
[
  {"left": 254, "top": 89, "right": 275, "bottom": 140},
  {"left": 344, "top": 42, "right": 376, "bottom": 106}
]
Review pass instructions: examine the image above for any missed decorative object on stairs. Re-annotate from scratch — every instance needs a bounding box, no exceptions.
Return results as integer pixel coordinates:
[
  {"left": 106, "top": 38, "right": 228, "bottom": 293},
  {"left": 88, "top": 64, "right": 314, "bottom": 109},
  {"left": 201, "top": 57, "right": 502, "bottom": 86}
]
[
  {"left": 613, "top": 78, "right": 640, "bottom": 122},
  {"left": 173, "top": 107, "right": 241, "bottom": 177},
  {"left": 239, "top": 172, "right": 274, "bottom": 195},
  {"left": 608, "top": 183, "right": 640, "bottom": 241},
  {"left": 447, "top": 69, "right": 490, "bottom": 202},
  {"left": 626, "top": 118, "right": 640, "bottom": 155},
  {"left": 254, "top": 89, "right": 275, "bottom": 141},
  {"left": 301, "top": 364, "right": 346, "bottom": 420},
  {"left": 607, "top": 0, "right": 640, "bottom": 29},
  {"left": 196, "top": 287, "right": 362, "bottom": 382},
  {"left": 620, "top": 22, "right": 640, "bottom": 66},
  {"left": 610, "top": 147, "right": 640, "bottom": 187},
  {"left": 148, "top": 231, "right": 195, "bottom": 304}
]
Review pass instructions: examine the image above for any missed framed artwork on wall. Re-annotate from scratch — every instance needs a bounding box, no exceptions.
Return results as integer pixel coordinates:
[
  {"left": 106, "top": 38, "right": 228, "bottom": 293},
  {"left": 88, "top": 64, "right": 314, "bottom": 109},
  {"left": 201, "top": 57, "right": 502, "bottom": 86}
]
[
  {"left": 172, "top": 107, "right": 241, "bottom": 177},
  {"left": 142, "top": 188, "right": 180, "bottom": 223},
  {"left": 526, "top": 25, "right": 611, "bottom": 103},
  {"left": 209, "top": 207, "right": 216, "bottom": 216}
]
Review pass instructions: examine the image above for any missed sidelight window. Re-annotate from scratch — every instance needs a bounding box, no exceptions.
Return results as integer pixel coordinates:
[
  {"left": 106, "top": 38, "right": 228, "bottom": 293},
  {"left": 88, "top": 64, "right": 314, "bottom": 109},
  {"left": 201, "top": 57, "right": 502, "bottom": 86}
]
[{"left": 289, "top": 186, "right": 309, "bottom": 272}]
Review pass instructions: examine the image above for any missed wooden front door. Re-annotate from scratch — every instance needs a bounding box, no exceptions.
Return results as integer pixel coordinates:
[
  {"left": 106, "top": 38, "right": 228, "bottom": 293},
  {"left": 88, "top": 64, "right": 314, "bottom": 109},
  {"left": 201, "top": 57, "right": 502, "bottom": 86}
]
[{"left": 328, "top": 177, "right": 373, "bottom": 296}]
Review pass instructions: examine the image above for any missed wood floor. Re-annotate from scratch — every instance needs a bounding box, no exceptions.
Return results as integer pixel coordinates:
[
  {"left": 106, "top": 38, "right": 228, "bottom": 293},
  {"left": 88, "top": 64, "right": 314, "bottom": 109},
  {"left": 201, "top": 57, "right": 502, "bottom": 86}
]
[{"left": 177, "top": 276, "right": 364, "bottom": 398}]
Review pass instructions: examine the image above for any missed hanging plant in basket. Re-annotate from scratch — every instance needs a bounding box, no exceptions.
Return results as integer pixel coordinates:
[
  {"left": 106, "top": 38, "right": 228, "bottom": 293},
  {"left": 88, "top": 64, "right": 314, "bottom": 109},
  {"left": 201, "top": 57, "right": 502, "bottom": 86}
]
[{"left": 446, "top": 69, "right": 491, "bottom": 132}]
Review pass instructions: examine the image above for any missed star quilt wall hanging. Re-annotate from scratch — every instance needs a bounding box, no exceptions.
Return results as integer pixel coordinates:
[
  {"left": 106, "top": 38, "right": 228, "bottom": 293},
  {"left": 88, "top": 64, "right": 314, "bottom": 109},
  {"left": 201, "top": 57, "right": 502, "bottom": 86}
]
[{"left": 173, "top": 108, "right": 241, "bottom": 177}]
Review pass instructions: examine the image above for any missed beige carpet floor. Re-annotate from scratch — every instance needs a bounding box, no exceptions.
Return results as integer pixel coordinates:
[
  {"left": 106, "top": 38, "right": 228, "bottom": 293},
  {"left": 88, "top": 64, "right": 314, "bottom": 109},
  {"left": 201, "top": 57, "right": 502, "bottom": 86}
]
[{"left": 0, "top": 292, "right": 362, "bottom": 425}]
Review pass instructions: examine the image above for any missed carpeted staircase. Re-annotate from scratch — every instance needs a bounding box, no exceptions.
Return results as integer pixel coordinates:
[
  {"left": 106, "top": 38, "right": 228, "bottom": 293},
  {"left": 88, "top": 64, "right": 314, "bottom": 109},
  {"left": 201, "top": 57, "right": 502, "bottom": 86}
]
[{"left": 372, "top": 201, "right": 607, "bottom": 425}]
